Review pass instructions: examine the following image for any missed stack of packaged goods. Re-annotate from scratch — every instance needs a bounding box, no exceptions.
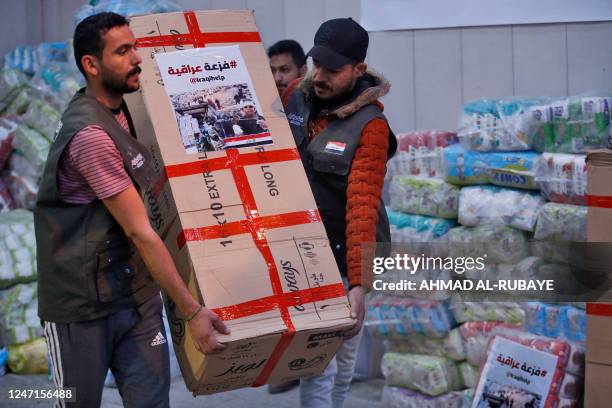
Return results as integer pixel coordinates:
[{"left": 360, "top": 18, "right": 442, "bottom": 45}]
[
  {"left": 0, "top": 210, "right": 47, "bottom": 375},
  {"left": 366, "top": 296, "right": 475, "bottom": 407},
  {"left": 436, "top": 95, "right": 601, "bottom": 406},
  {"left": 369, "top": 131, "right": 479, "bottom": 406},
  {"left": 0, "top": 40, "right": 77, "bottom": 213},
  {"left": 388, "top": 131, "right": 461, "bottom": 239}
]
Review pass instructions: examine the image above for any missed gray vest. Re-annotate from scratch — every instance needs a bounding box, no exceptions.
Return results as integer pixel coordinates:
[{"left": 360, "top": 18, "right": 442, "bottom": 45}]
[
  {"left": 285, "top": 87, "right": 396, "bottom": 278},
  {"left": 35, "top": 89, "right": 159, "bottom": 323}
]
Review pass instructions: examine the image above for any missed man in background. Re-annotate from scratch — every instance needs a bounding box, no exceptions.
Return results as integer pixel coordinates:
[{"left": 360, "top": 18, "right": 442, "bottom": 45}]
[
  {"left": 282, "top": 18, "right": 397, "bottom": 408},
  {"left": 268, "top": 39, "right": 307, "bottom": 97}
]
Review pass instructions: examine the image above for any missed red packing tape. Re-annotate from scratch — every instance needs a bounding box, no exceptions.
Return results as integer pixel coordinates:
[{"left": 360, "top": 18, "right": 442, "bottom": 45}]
[
  {"left": 223, "top": 148, "right": 296, "bottom": 385},
  {"left": 178, "top": 210, "right": 321, "bottom": 250},
  {"left": 587, "top": 302, "right": 612, "bottom": 317},
  {"left": 587, "top": 194, "right": 612, "bottom": 209},
  {"left": 135, "top": 11, "right": 261, "bottom": 49},
  {"left": 165, "top": 148, "right": 300, "bottom": 179}
]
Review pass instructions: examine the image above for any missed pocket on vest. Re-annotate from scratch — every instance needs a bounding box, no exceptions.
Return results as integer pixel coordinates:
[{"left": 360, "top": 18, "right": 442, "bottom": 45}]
[
  {"left": 95, "top": 245, "right": 136, "bottom": 303},
  {"left": 311, "top": 151, "right": 351, "bottom": 176}
]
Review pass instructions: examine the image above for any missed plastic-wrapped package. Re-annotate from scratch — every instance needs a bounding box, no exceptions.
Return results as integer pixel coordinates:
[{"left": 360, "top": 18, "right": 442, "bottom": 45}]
[
  {"left": 22, "top": 98, "right": 62, "bottom": 139},
  {"left": 387, "top": 209, "right": 457, "bottom": 252},
  {"left": 384, "top": 328, "right": 465, "bottom": 361},
  {"left": 0, "top": 118, "right": 19, "bottom": 168},
  {"left": 397, "top": 130, "right": 458, "bottom": 152},
  {"left": 458, "top": 185, "right": 545, "bottom": 232},
  {"left": 0, "top": 347, "right": 7, "bottom": 376},
  {"left": 458, "top": 98, "right": 538, "bottom": 151},
  {"left": 0, "top": 70, "right": 28, "bottom": 112},
  {"left": 3, "top": 88, "right": 31, "bottom": 115},
  {"left": 0, "top": 178, "right": 14, "bottom": 213},
  {"left": 381, "top": 386, "right": 465, "bottom": 408},
  {"left": 381, "top": 352, "right": 463, "bottom": 396},
  {"left": 75, "top": 0, "right": 182, "bottom": 23},
  {"left": 388, "top": 131, "right": 458, "bottom": 179},
  {"left": 454, "top": 302, "right": 526, "bottom": 325},
  {"left": 387, "top": 209, "right": 457, "bottom": 237},
  {"left": 8, "top": 152, "right": 42, "bottom": 187},
  {"left": 460, "top": 321, "right": 524, "bottom": 366},
  {"left": 2, "top": 170, "right": 38, "bottom": 209},
  {"left": 528, "top": 96, "right": 611, "bottom": 153},
  {"left": 0, "top": 210, "right": 37, "bottom": 288},
  {"left": 365, "top": 296, "right": 457, "bottom": 339},
  {"left": 7, "top": 337, "right": 48, "bottom": 374},
  {"left": 443, "top": 144, "right": 540, "bottom": 189},
  {"left": 30, "top": 62, "right": 83, "bottom": 111},
  {"left": 563, "top": 306, "right": 586, "bottom": 344},
  {"left": 534, "top": 203, "right": 587, "bottom": 242},
  {"left": 535, "top": 153, "right": 587, "bottom": 205},
  {"left": 390, "top": 175, "right": 460, "bottom": 219},
  {"left": 446, "top": 225, "right": 529, "bottom": 264},
  {"left": 3, "top": 42, "right": 68, "bottom": 75},
  {"left": 459, "top": 362, "right": 479, "bottom": 388},
  {"left": 11, "top": 125, "right": 51, "bottom": 171},
  {"left": 524, "top": 303, "right": 586, "bottom": 344},
  {"left": 461, "top": 389, "right": 474, "bottom": 408},
  {"left": 0, "top": 282, "right": 42, "bottom": 345}
]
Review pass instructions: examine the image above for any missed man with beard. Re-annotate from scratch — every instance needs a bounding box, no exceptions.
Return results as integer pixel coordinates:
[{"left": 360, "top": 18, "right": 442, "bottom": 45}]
[
  {"left": 35, "top": 13, "right": 228, "bottom": 407},
  {"left": 282, "top": 18, "right": 396, "bottom": 408}
]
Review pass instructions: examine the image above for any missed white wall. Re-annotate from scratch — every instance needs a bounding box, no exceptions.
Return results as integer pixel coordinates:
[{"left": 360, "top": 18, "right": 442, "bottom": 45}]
[{"left": 1, "top": 0, "right": 611, "bottom": 133}]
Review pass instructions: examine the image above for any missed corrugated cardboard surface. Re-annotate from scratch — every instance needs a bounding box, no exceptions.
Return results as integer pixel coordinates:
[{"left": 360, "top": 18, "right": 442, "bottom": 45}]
[
  {"left": 585, "top": 362, "right": 612, "bottom": 408},
  {"left": 587, "top": 149, "right": 612, "bottom": 242},
  {"left": 586, "top": 304, "right": 612, "bottom": 365},
  {"left": 127, "top": 10, "right": 353, "bottom": 394}
]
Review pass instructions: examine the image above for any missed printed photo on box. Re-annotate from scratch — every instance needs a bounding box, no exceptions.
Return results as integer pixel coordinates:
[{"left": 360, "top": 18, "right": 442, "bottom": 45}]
[
  {"left": 476, "top": 380, "right": 542, "bottom": 408},
  {"left": 472, "top": 337, "right": 558, "bottom": 408},
  {"left": 156, "top": 45, "right": 272, "bottom": 154}
]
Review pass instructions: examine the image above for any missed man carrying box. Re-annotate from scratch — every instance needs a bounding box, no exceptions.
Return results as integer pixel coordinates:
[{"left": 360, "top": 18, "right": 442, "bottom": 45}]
[
  {"left": 282, "top": 17, "right": 397, "bottom": 408},
  {"left": 35, "top": 12, "right": 228, "bottom": 408}
]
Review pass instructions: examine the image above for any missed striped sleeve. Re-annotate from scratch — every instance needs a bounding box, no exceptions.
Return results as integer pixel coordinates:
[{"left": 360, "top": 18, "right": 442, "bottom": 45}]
[{"left": 68, "top": 125, "right": 133, "bottom": 200}]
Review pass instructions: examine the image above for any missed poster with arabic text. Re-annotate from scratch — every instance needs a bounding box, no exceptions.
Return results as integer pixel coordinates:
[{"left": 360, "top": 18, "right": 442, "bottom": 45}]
[
  {"left": 472, "top": 336, "right": 558, "bottom": 408},
  {"left": 155, "top": 45, "right": 271, "bottom": 154}
]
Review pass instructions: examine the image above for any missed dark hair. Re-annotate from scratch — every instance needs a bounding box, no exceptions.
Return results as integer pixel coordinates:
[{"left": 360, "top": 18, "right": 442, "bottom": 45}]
[
  {"left": 73, "top": 12, "right": 129, "bottom": 77},
  {"left": 267, "top": 40, "right": 306, "bottom": 68}
]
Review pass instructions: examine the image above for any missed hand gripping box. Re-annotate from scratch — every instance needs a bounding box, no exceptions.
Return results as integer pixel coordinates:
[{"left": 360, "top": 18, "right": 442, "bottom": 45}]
[{"left": 125, "top": 10, "right": 354, "bottom": 394}]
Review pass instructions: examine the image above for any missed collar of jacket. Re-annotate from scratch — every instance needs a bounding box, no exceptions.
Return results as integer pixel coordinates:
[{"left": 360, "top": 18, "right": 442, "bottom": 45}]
[{"left": 298, "top": 70, "right": 390, "bottom": 119}]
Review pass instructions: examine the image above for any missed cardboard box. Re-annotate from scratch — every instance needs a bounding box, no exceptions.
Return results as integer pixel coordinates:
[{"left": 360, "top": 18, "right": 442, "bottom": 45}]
[
  {"left": 586, "top": 303, "right": 612, "bottom": 365},
  {"left": 587, "top": 149, "right": 612, "bottom": 242},
  {"left": 126, "top": 10, "right": 354, "bottom": 394},
  {"left": 585, "top": 362, "right": 612, "bottom": 408}
]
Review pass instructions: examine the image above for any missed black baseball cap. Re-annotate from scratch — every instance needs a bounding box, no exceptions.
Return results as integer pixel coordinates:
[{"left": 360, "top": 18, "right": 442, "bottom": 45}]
[{"left": 307, "top": 18, "right": 369, "bottom": 70}]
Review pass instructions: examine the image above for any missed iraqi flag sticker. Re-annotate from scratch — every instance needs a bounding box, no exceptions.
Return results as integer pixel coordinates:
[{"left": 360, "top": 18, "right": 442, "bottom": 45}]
[{"left": 324, "top": 141, "right": 346, "bottom": 155}]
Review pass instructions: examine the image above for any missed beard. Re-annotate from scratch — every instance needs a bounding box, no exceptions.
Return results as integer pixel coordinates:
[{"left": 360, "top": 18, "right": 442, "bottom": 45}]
[
  {"left": 313, "top": 76, "right": 356, "bottom": 100},
  {"left": 101, "top": 65, "right": 142, "bottom": 95}
]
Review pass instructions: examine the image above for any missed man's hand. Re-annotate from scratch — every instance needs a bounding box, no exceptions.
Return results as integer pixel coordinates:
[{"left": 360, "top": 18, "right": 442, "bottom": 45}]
[
  {"left": 344, "top": 285, "right": 365, "bottom": 339},
  {"left": 188, "top": 307, "right": 230, "bottom": 354}
]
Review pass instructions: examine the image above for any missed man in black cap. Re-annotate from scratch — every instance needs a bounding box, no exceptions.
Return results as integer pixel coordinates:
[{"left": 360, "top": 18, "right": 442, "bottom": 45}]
[{"left": 282, "top": 18, "right": 396, "bottom": 408}]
